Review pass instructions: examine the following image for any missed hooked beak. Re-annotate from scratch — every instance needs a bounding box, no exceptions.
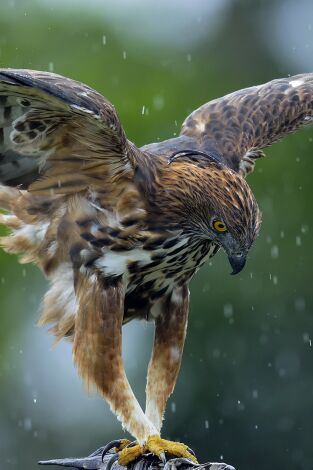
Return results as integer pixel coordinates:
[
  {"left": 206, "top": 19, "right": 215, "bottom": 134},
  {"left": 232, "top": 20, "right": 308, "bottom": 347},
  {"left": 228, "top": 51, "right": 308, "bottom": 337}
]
[{"left": 228, "top": 253, "right": 246, "bottom": 275}]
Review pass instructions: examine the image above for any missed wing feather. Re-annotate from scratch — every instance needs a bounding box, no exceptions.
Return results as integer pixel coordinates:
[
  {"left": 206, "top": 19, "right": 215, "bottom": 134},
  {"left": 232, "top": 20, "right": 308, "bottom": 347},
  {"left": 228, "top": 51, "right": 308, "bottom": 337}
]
[
  {"left": 0, "top": 68, "right": 136, "bottom": 193},
  {"left": 181, "top": 73, "right": 313, "bottom": 175}
]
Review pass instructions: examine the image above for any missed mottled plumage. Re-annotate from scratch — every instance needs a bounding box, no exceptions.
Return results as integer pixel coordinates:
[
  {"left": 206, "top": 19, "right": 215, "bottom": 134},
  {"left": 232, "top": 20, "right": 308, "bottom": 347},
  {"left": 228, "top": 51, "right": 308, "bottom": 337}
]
[{"left": 0, "top": 69, "right": 312, "bottom": 463}]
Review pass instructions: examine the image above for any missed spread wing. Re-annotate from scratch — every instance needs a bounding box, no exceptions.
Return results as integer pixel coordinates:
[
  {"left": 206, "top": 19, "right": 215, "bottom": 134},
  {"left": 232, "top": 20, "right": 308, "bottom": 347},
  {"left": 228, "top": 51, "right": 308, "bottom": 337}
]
[
  {"left": 0, "top": 69, "right": 136, "bottom": 194},
  {"left": 181, "top": 73, "right": 313, "bottom": 176},
  {"left": 143, "top": 73, "right": 313, "bottom": 177}
]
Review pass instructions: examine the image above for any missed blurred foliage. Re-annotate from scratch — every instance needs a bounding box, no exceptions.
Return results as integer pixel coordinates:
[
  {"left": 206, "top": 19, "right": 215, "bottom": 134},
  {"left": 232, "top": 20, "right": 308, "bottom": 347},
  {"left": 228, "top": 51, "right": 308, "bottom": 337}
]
[{"left": 0, "top": 1, "right": 312, "bottom": 469}]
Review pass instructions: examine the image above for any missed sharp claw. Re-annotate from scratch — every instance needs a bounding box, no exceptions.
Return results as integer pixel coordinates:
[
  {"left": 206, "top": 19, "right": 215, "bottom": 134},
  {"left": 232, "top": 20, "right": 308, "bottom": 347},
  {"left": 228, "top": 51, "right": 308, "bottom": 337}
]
[
  {"left": 187, "top": 447, "right": 196, "bottom": 457},
  {"left": 101, "top": 440, "right": 123, "bottom": 462},
  {"left": 159, "top": 452, "right": 167, "bottom": 464},
  {"left": 106, "top": 453, "right": 119, "bottom": 470},
  {"left": 126, "top": 441, "right": 138, "bottom": 448},
  {"left": 89, "top": 446, "right": 109, "bottom": 457}
]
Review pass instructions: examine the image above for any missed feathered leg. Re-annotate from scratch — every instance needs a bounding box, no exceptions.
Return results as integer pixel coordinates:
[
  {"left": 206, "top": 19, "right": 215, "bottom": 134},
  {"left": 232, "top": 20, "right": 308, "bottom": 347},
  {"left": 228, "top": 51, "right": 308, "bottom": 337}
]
[
  {"left": 73, "top": 272, "right": 158, "bottom": 448},
  {"left": 146, "top": 285, "right": 189, "bottom": 431},
  {"left": 141, "top": 285, "right": 197, "bottom": 463}
]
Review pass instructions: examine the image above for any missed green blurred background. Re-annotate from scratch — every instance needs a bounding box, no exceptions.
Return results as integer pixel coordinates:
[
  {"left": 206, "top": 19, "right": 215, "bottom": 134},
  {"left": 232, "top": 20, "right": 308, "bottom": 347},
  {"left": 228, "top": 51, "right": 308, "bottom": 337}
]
[{"left": 0, "top": 0, "right": 313, "bottom": 469}]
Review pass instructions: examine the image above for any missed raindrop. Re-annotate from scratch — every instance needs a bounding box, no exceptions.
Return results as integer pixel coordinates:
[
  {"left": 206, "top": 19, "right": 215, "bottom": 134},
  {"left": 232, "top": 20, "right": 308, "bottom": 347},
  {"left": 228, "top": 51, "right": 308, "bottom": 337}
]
[
  {"left": 205, "top": 420, "right": 209, "bottom": 429},
  {"left": 141, "top": 105, "right": 145, "bottom": 115},
  {"left": 48, "top": 62, "right": 54, "bottom": 72},
  {"left": 237, "top": 400, "right": 245, "bottom": 411},
  {"left": 171, "top": 402, "right": 176, "bottom": 413},
  {"left": 223, "top": 303, "right": 233, "bottom": 318},
  {"left": 153, "top": 95, "right": 165, "bottom": 111},
  {"left": 122, "top": 51, "right": 127, "bottom": 60},
  {"left": 187, "top": 53, "right": 191, "bottom": 62},
  {"left": 102, "top": 35, "right": 107, "bottom": 45},
  {"left": 296, "top": 236, "right": 301, "bottom": 246},
  {"left": 270, "top": 245, "right": 279, "bottom": 259},
  {"left": 252, "top": 389, "right": 259, "bottom": 399}
]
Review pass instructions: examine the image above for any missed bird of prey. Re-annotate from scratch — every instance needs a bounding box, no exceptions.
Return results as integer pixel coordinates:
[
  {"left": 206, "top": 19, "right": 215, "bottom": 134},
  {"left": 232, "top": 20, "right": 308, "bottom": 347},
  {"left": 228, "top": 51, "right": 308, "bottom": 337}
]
[{"left": 0, "top": 69, "right": 312, "bottom": 464}]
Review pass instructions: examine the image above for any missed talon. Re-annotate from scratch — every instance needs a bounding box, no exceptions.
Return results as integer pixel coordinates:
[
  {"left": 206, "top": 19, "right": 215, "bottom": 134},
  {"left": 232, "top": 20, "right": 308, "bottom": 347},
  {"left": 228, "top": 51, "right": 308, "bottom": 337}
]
[
  {"left": 107, "top": 453, "right": 119, "bottom": 470},
  {"left": 114, "top": 435, "right": 198, "bottom": 466},
  {"left": 116, "top": 439, "right": 132, "bottom": 451},
  {"left": 125, "top": 440, "right": 138, "bottom": 448},
  {"left": 101, "top": 440, "right": 122, "bottom": 461},
  {"left": 187, "top": 447, "right": 196, "bottom": 457},
  {"left": 101, "top": 439, "right": 131, "bottom": 462},
  {"left": 144, "top": 435, "right": 198, "bottom": 464},
  {"left": 89, "top": 446, "right": 109, "bottom": 457}
]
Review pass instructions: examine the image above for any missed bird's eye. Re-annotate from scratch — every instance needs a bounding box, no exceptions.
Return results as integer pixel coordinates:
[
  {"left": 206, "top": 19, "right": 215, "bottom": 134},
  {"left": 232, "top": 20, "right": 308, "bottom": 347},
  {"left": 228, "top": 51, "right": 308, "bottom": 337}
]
[{"left": 213, "top": 220, "right": 227, "bottom": 233}]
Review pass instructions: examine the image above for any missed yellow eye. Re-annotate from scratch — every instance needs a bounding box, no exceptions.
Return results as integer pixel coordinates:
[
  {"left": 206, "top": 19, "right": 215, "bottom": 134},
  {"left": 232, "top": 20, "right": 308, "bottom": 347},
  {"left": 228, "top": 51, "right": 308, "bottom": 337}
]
[{"left": 213, "top": 220, "right": 227, "bottom": 233}]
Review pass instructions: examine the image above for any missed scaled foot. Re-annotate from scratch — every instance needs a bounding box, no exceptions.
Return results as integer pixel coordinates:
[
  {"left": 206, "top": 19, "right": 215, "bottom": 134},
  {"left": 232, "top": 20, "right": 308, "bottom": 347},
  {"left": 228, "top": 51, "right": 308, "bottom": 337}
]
[{"left": 118, "top": 435, "right": 198, "bottom": 466}]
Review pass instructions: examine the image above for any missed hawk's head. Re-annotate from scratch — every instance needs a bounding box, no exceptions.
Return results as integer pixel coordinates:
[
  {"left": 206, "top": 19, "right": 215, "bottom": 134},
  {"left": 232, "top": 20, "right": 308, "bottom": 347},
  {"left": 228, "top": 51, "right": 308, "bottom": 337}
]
[
  {"left": 160, "top": 158, "right": 262, "bottom": 275},
  {"left": 199, "top": 164, "right": 262, "bottom": 274}
]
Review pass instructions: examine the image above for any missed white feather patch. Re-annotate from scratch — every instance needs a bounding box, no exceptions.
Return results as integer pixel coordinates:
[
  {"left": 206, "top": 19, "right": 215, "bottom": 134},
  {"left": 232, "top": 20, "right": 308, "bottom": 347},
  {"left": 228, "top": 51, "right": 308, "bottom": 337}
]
[{"left": 95, "top": 249, "right": 152, "bottom": 276}]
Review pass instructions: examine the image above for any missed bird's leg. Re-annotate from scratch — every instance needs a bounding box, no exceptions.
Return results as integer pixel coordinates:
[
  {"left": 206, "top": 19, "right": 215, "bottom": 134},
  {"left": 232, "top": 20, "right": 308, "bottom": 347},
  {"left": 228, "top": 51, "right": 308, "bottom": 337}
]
[
  {"left": 73, "top": 272, "right": 158, "bottom": 460},
  {"left": 145, "top": 286, "right": 189, "bottom": 432},
  {"left": 133, "top": 285, "right": 197, "bottom": 463}
]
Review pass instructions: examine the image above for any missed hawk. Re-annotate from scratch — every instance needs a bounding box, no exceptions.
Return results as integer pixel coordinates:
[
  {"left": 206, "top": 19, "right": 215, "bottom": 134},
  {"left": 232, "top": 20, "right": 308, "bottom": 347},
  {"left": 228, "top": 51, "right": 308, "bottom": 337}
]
[{"left": 0, "top": 69, "right": 311, "bottom": 464}]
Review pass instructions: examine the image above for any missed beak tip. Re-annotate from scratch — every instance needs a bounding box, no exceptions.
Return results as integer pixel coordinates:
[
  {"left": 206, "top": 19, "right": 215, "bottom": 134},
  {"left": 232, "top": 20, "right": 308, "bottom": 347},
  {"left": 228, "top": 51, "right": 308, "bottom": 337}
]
[{"left": 228, "top": 254, "right": 246, "bottom": 275}]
